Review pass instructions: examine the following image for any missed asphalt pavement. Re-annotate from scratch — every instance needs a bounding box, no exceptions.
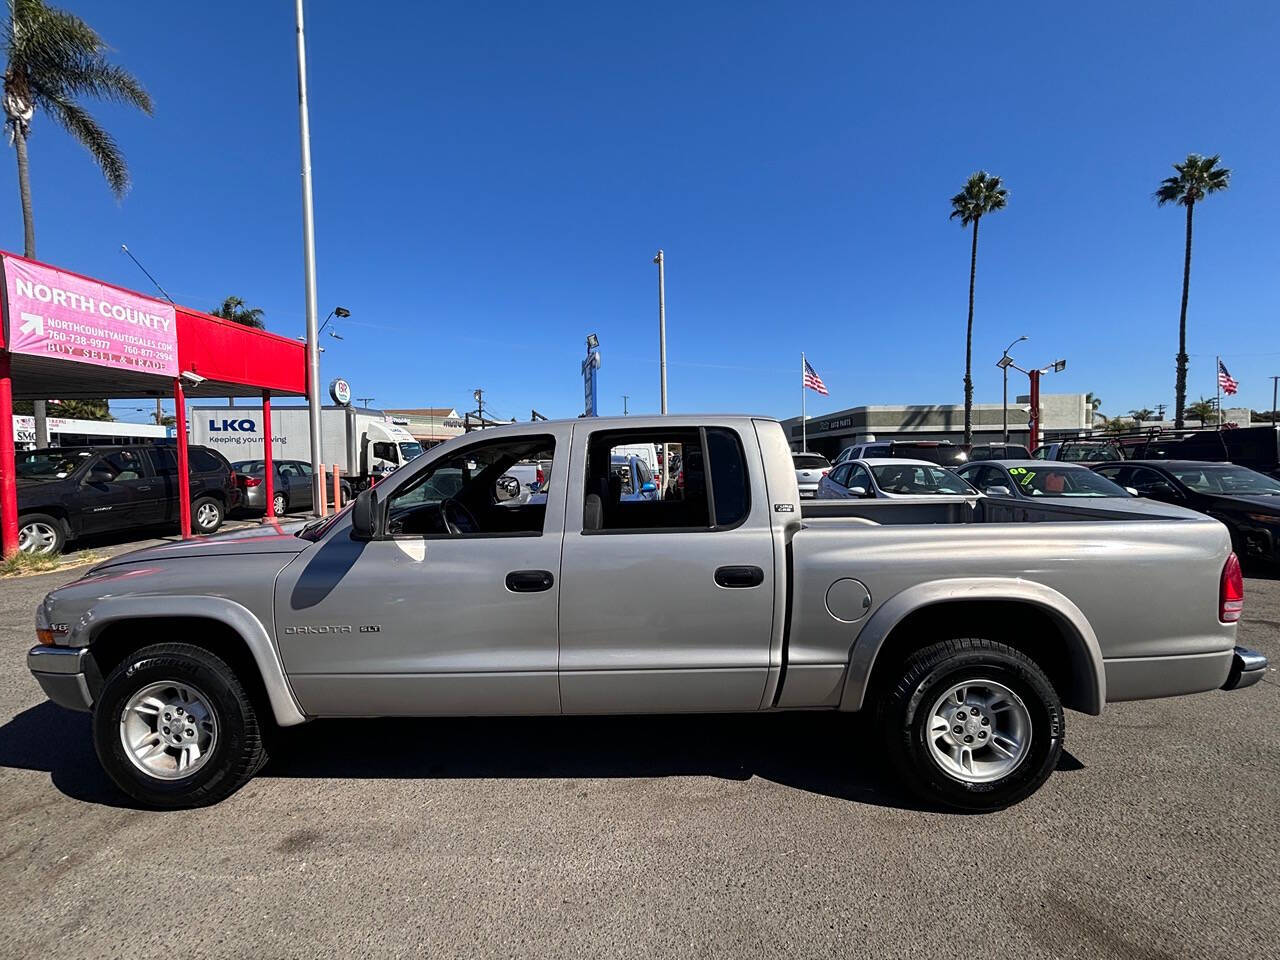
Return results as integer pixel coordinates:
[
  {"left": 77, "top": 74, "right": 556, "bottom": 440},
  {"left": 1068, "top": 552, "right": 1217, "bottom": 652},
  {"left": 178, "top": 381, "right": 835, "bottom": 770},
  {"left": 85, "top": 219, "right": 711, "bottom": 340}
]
[{"left": 0, "top": 538, "right": 1275, "bottom": 959}]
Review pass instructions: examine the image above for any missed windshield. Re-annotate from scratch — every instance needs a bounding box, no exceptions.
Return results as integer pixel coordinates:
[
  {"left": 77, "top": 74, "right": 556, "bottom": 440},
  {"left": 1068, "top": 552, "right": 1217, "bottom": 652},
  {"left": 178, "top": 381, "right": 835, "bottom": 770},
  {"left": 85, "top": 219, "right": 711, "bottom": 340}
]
[
  {"left": 871, "top": 464, "right": 976, "bottom": 495},
  {"left": 15, "top": 448, "right": 93, "bottom": 480},
  {"left": 1169, "top": 464, "right": 1280, "bottom": 495},
  {"left": 1006, "top": 465, "right": 1130, "bottom": 497},
  {"left": 1060, "top": 442, "right": 1121, "bottom": 462},
  {"left": 793, "top": 455, "right": 829, "bottom": 470},
  {"left": 399, "top": 441, "right": 424, "bottom": 462}
]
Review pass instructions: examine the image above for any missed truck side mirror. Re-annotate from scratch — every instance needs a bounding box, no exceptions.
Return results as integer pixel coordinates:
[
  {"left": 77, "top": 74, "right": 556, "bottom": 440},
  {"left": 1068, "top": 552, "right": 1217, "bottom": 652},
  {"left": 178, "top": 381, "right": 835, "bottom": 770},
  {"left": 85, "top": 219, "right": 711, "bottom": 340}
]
[{"left": 351, "top": 487, "right": 379, "bottom": 539}]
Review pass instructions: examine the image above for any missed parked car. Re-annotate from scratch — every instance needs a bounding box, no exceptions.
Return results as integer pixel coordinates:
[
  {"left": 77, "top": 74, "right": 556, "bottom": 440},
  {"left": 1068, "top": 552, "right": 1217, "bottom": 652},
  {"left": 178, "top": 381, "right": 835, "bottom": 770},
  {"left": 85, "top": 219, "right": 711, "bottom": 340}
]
[
  {"left": 833, "top": 439, "right": 969, "bottom": 468},
  {"left": 956, "top": 461, "right": 1135, "bottom": 501},
  {"left": 231, "top": 459, "right": 351, "bottom": 517},
  {"left": 14, "top": 445, "right": 235, "bottom": 555},
  {"left": 1093, "top": 459, "right": 1280, "bottom": 565},
  {"left": 792, "top": 452, "right": 830, "bottom": 499},
  {"left": 28, "top": 415, "right": 1264, "bottom": 812},
  {"left": 818, "top": 458, "right": 980, "bottom": 499},
  {"left": 1032, "top": 439, "right": 1123, "bottom": 463},
  {"left": 967, "top": 442, "right": 1032, "bottom": 462}
]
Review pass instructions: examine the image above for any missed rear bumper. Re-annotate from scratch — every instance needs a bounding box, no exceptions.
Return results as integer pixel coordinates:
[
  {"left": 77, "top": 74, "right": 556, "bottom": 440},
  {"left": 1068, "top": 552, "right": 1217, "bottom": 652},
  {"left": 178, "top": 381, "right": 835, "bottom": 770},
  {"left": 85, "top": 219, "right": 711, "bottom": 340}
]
[
  {"left": 1222, "top": 645, "right": 1268, "bottom": 691},
  {"left": 27, "top": 645, "right": 100, "bottom": 712}
]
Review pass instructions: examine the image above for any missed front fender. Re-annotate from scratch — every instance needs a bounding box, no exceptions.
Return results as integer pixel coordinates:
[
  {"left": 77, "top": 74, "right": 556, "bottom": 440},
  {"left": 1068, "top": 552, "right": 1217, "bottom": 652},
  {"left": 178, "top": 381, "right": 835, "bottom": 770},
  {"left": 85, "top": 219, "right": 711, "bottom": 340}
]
[
  {"left": 74, "top": 594, "right": 307, "bottom": 727},
  {"left": 838, "top": 577, "right": 1106, "bottom": 715}
]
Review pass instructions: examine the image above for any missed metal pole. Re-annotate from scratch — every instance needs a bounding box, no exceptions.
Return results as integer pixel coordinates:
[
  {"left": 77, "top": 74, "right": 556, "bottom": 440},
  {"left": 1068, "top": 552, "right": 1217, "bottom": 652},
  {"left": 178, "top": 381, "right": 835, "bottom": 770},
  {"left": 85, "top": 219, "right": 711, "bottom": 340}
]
[
  {"left": 1002, "top": 364, "right": 1008, "bottom": 444},
  {"left": 1271, "top": 376, "right": 1278, "bottom": 424},
  {"left": 261, "top": 391, "right": 275, "bottom": 522},
  {"left": 173, "top": 378, "right": 192, "bottom": 539},
  {"left": 0, "top": 351, "right": 19, "bottom": 556},
  {"left": 1029, "top": 369, "right": 1041, "bottom": 452},
  {"left": 294, "top": 0, "right": 325, "bottom": 515},
  {"left": 1215, "top": 355, "right": 1221, "bottom": 430},
  {"left": 801, "top": 352, "right": 807, "bottom": 453},
  {"left": 622, "top": 395, "right": 629, "bottom": 416},
  {"left": 655, "top": 250, "right": 667, "bottom": 414}
]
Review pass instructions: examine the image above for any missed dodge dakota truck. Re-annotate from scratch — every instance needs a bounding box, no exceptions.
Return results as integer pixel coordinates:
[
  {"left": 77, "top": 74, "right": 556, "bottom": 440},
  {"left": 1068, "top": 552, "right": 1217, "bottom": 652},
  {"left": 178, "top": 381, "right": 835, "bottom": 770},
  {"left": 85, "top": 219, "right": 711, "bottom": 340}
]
[{"left": 27, "top": 415, "right": 1267, "bottom": 811}]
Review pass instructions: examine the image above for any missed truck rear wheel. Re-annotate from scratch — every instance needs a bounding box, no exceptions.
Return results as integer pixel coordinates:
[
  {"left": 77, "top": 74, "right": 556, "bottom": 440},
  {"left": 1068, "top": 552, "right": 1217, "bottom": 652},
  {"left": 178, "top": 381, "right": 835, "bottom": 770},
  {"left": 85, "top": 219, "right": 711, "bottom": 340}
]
[
  {"left": 92, "top": 643, "right": 268, "bottom": 808},
  {"left": 877, "top": 638, "right": 1063, "bottom": 811}
]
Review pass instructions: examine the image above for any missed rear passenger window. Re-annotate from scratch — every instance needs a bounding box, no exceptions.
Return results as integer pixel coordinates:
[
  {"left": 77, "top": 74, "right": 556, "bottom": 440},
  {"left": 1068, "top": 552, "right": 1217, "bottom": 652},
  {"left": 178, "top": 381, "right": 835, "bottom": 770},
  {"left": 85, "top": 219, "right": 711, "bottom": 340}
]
[
  {"left": 147, "top": 447, "right": 179, "bottom": 477},
  {"left": 188, "top": 449, "right": 225, "bottom": 474},
  {"left": 706, "top": 428, "right": 749, "bottom": 527}
]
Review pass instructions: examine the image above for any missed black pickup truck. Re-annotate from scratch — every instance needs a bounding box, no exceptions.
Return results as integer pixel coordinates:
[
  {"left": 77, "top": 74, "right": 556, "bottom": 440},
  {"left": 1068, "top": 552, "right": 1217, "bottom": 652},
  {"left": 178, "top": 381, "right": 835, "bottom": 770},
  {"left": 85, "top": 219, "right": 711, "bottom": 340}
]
[{"left": 11, "top": 445, "right": 238, "bottom": 555}]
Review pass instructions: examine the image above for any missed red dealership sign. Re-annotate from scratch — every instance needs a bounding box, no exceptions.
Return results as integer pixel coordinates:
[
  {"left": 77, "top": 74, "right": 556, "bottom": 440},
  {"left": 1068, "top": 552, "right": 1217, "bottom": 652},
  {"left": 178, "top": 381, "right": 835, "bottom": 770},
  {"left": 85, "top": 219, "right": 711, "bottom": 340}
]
[{"left": 2, "top": 254, "right": 178, "bottom": 375}]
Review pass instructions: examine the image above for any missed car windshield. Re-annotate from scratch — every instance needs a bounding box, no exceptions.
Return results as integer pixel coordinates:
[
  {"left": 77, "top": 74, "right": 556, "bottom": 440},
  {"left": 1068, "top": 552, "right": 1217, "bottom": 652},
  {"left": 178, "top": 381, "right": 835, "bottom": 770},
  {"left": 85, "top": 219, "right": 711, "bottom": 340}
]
[
  {"left": 15, "top": 448, "right": 93, "bottom": 480},
  {"left": 1169, "top": 465, "right": 1280, "bottom": 495},
  {"left": 399, "top": 441, "right": 424, "bottom": 462},
  {"left": 871, "top": 464, "right": 976, "bottom": 495},
  {"left": 793, "top": 455, "right": 829, "bottom": 470},
  {"left": 1006, "top": 465, "right": 1130, "bottom": 497},
  {"left": 1059, "top": 442, "right": 1122, "bottom": 462}
]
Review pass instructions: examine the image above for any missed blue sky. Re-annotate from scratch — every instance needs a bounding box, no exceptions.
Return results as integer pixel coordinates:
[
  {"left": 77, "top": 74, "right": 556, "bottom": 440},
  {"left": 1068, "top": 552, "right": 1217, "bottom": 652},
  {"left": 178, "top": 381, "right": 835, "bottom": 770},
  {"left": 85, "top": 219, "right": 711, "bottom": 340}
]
[{"left": 4, "top": 2, "right": 1278, "bottom": 424}]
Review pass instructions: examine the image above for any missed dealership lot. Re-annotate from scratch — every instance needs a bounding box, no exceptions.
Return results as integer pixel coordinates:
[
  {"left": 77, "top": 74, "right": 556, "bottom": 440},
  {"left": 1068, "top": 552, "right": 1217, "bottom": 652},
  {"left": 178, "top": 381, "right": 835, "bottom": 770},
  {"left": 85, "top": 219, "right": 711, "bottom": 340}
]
[{"left": 0, "top": 550, "right": 1275, "bottom": 959}]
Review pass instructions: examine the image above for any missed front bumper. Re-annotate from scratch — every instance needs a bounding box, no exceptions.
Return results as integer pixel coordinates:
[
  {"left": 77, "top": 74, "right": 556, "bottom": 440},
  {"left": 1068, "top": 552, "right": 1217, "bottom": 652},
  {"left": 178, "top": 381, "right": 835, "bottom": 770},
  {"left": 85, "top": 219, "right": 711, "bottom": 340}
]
[
  {"left": 27, "top": 645, "right": 101, "bottom": 712},
  {"left": 1222, "top": 645, "right": 1268, "bottom": 691}
]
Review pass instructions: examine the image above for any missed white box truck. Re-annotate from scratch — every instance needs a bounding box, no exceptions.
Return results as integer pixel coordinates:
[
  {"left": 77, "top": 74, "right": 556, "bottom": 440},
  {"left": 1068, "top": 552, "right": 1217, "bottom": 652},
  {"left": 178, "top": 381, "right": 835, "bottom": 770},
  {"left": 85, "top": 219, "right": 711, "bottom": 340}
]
[{"left": 190, "top": 405, "right": 424, "bottom": 492}]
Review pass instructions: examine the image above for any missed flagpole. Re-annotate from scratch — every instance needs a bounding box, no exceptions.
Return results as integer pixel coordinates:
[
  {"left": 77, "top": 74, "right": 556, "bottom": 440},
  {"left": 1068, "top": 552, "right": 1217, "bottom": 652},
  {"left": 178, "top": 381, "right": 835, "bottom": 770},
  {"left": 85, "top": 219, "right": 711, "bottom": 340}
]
[
  {"left": 801, "top": 352, "right": 807, "bottom": 453},
  {"left": 1215, "top": 355, "right": 1221, "bottom": 430}
]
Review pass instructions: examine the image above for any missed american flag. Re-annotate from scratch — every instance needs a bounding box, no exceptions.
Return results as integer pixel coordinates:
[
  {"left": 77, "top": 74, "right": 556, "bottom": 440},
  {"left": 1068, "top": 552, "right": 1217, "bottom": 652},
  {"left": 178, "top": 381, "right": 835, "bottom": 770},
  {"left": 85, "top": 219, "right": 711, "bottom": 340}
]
[
  {"left": 803, "top": 358, "right": 829, "bottom": 396},
  {"left": 1218, "top": 359, "right": 1239, "bottom": 396}
]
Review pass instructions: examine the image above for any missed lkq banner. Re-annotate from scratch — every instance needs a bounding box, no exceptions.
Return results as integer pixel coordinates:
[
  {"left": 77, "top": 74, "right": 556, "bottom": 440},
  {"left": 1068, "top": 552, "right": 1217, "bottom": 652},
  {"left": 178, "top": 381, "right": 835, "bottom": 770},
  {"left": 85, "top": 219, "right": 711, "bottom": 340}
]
[{"left": 2, "top": 255, "right": 178, "bottom": 376}]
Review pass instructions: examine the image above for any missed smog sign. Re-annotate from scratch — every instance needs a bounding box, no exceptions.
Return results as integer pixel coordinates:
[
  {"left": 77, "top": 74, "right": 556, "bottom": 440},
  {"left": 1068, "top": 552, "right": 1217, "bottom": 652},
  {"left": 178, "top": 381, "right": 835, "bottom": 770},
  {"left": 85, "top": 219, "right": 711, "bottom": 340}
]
[
  {"left": 2, "top": 255, "right": 178, "bottom": 375},
  {"left": 329, "top": 377, "right": 352, "bottom": 406}
]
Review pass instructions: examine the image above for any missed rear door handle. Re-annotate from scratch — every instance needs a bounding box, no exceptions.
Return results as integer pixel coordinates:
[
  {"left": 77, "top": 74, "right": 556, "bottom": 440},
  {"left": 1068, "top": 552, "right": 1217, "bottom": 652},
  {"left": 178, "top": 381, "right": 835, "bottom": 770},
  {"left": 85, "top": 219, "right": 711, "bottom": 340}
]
[
  {"left": 505, "top": 569, "right": 555, "bottom": 593},
  {"left": 715, "top": 565, "right": 764, "bottom": 588}
]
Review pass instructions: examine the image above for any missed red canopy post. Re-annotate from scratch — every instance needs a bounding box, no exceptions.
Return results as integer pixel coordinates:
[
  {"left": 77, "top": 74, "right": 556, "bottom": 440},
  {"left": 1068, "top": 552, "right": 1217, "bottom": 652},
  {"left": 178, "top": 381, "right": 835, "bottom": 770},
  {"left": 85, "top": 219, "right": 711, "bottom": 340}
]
[
  {"left": 261, "top": 390, "right": 275, "bottom": 520},
  {"left": 1029, "top": 369, "right": 1041, "bottom": 452},
  {"left": 174, "top": 377, "right": 192, "bottom": 538},
  {"left": 0, "top": 351, "right": 18, "bottom": 556}
]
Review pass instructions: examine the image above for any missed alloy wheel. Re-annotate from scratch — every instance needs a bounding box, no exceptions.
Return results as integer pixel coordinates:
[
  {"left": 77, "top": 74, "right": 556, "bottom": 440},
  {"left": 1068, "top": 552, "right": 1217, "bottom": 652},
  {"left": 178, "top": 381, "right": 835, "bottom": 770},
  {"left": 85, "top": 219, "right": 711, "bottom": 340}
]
[{"left": 119, "top": 680, "right": 219, "bottom": 780}]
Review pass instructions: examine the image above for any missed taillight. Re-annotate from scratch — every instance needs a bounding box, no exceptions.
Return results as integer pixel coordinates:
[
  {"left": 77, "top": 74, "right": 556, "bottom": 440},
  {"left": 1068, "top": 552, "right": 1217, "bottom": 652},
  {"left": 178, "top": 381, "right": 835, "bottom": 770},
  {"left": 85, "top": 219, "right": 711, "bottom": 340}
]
[
  {"left": 536, "top": 467, "right": 545, "bottom": 486},
  {"left": 1220, "top": 553, "right": 1244, "bottom": 623},
  {"left": 242, "top": 475, "right": 263, "bottom": 488}
]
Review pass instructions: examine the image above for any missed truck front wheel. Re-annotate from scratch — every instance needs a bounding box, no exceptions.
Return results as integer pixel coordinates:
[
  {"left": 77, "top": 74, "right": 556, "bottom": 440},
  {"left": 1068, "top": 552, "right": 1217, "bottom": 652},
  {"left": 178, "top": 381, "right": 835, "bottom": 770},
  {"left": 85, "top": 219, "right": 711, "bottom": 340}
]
[
  {"left": 878, "top": 638, "right": 1063, "bottom": 811},
  {"left": 92, "top": 643, "right": 268, "bottom": 808}
]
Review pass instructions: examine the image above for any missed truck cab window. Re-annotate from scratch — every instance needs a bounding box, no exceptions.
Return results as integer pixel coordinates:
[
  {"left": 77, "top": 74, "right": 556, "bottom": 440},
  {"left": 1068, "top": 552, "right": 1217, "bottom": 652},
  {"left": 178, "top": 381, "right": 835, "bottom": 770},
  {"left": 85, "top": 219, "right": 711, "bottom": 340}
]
[
  {"left": 583, "top": 427, "right": 749, "bottom": 531},
  {"left": 372, "top": 441, "right": 398, "bottom": 464},
  {"left": 385, "top": 435, "right": 556, "bottom": 537}
]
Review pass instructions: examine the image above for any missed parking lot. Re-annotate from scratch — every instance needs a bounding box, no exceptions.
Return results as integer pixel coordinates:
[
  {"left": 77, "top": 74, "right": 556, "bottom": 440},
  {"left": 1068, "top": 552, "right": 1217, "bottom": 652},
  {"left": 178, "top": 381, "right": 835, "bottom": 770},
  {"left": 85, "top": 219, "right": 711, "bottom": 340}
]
[{"left": 0, "top": 544, "right": 1275, "bottom": 959}]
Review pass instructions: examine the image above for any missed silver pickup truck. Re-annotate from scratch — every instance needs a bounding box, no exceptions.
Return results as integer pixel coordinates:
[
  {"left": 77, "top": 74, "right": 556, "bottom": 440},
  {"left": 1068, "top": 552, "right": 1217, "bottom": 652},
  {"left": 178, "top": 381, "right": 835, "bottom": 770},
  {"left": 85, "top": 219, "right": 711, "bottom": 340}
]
[{"left": 27, "top": 415, "right": 1266, "bottom": 811}]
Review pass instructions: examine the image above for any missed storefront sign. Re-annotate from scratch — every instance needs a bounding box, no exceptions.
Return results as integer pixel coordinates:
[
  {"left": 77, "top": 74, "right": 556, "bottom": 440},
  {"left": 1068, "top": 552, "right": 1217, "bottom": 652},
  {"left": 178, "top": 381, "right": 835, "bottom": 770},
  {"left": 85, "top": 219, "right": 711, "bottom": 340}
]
[
  {"left": 2, "top": 255, "right": 178, "bottom": 375},
  {"left": 329, "top": 377, "right": 352, "bottom": 405}
]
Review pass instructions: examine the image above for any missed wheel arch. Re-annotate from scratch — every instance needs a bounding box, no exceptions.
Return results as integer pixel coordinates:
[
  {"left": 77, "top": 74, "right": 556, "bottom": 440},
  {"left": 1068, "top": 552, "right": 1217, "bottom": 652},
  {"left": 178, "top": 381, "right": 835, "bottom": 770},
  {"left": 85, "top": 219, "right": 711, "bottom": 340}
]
[
  {"left": 840, "top": 578, "right": 1105, "bottom": 715},
  {"left": 80, "top": 596, "right": 306, "bottom": 727}
]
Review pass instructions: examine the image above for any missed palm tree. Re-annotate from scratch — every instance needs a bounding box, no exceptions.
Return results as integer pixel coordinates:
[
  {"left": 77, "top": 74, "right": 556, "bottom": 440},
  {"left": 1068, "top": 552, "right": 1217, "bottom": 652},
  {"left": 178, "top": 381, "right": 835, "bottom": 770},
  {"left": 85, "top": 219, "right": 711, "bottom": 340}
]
[
  {"left": 950, "top": 171, "right": 1009, "bottom": 445},
  {"left": 1129, "top": 408, "right": 1155, "bottom": 424},
  {"left": 1085, "top": 391, "right": 1104, "bottom": 424},
  {"left": 4, "top": 0, "right": 152, "bottom": 448},
  {"left": 3, "top": 0, "right": 152, "bottom": 257},
  {"left": 1155, "top": 154, "right": 1230, "bottom": 428},
  {"left": 210, "top": 296, "right": 266, "bottom": 329},
  {"left": 1185, "top": 397, "right": 1216, "bottom": 425}
]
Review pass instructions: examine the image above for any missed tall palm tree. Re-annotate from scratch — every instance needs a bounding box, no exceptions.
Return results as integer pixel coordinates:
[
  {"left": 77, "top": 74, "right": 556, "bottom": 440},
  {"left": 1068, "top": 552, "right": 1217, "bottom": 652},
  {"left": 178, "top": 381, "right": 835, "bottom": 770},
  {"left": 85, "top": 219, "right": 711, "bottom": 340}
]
[
  {"left": 950, "top": 171, "right": 1009, "bottom": 445},
  {"left": 1155, "top": 153, "right": 1230, "bottom": 428},
  {"left": 210, "top": 296, "right": 266, "bottom": 329},
  {"left": 3, "top": 0, "right": 152, "bottom": 257},
  {"left": 4, "top": 0, "right": 152, "bottom": 447}
]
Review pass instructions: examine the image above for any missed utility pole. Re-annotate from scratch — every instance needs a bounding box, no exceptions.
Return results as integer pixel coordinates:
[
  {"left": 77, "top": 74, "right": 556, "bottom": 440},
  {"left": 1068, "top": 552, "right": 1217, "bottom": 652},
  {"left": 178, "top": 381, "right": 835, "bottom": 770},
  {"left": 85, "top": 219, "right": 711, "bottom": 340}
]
[
  {"left": 622, "top": 394, "right": 629, "bottom": 416},
  {"left": 294, "top": 0, "right": 325, "bottom": 515},
  {"left": 473, "top": 388, "right": 484, "bottom": 426},
  {"left": 1271, "top": 376, "right": 1279, "bottom": 424},
  {"left": 998, "top": 335, "right": 1028, "bottom": 444},
  {"left": 653, "top": 250, "right": 667, "bottom": 415},
  {"left": 155, "top": 398, "right": 163, "bottom": 425},
  {"left": 356, "top": 397, "right": 374, "bottom": 408}
]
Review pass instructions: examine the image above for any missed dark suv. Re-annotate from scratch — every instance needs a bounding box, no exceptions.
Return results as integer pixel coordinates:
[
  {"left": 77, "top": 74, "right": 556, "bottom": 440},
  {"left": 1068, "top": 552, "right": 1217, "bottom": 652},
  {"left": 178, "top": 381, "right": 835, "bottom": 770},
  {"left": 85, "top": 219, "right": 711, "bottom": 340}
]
[{"left": 12, "top": 445, "right": 238, "bottom": 555}]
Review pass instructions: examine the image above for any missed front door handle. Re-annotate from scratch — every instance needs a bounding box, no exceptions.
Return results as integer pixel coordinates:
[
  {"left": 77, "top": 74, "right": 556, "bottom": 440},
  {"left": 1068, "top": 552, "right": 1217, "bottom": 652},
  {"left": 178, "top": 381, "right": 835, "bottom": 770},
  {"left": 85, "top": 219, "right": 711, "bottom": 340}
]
[
  {"left": 136, "top": 485, "right": 152, "bottom": 492},
  {"left": 715, "top": 565, "right": 764, "bottom": 588},
  {"left": 505, "top": 569, "right": 555, "bottom": 593}
]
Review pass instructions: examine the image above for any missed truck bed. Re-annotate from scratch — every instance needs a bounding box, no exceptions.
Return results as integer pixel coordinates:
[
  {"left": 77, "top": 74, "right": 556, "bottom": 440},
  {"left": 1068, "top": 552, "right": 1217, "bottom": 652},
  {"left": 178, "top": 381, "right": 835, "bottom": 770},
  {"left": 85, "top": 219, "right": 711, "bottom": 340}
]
[{"left": 800, "top": 496, "right": 1201, "bottom": 525}]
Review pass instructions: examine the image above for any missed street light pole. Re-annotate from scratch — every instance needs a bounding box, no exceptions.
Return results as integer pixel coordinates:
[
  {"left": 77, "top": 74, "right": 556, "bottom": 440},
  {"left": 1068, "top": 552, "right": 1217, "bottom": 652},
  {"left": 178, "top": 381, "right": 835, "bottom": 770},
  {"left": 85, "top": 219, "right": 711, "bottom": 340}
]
[
  {"left": 654, "top": 250, "right": 667, "bottom": 415},
  {"left": 999, "top": 335, "right": 1028, "bottom": 444},
  {"left": 294, "top": 0, "right": 324, "bottom": 515},
  {"left": 1271, "top": 376, "right": 1279, "bottom": 424}
]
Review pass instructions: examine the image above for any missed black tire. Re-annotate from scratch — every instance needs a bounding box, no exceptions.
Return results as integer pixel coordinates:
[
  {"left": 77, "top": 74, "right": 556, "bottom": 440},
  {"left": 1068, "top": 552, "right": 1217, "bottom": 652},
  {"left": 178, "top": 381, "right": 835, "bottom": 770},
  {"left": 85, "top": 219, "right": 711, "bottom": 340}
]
[
  {"left": 271, "top": 491, "right": 288, "bottom": 517},
  {"left": 339, "top": 483, "right": 352, "bottom": 507},
  {"left": 17, "top": 512, "right": 66, "bottom": 556},
  {"left": 92, "top": 643, "right": 268, "bottom": 808},
  {"left": 192, "top": 496, "right": 224, "bottom": 534},
  {"left": 877, "top": 638, "right": 1064, "bottom": 812}
]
